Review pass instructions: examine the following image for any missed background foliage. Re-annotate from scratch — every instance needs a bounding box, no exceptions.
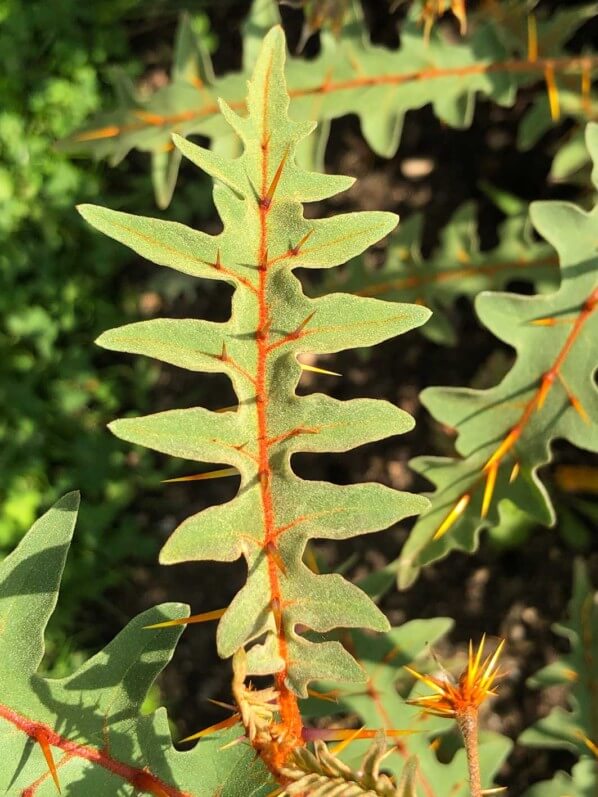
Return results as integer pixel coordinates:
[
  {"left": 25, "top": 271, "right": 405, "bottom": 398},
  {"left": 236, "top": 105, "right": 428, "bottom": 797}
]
[
  {"left": 0, "top": 0, "right": 217, "bottom": 672},
  {"left": 2, "top": 0, "right": 597, "bottom": 793}
]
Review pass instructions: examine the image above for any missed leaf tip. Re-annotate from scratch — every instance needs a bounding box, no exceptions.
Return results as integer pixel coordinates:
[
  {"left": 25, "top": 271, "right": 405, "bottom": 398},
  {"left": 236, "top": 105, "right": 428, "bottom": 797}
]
[
  {"left": 55, "top": 490, "right": 81, "bottom": 514},
  {"left": 76, "top": 203, "right": 94, "bottom": 220}
]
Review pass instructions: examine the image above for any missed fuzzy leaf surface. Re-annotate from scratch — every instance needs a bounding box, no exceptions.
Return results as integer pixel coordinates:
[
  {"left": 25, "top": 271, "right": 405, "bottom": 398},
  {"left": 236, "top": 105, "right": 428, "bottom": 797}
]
[
  {"left": 396, "top": 123, "right": 598, "bottom": 588},
  {"left": 0, "top": 494, "right": 272, "bottom": 796},
  {"left": 84, "top": 27, "right": 429, "bottom": 696}
]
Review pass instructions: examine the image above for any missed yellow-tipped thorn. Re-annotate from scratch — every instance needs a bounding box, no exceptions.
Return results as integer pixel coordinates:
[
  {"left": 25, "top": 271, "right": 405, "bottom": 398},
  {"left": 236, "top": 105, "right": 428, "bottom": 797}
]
[
  {"left": 536, "top": 373, "right": 554, "bottom": 411},
  {"left": 263, "top": 149, "right": 289, "bottom": 206},
  {"left": 478, "top": 638, "right": 506, "bottom": 692},
  {"left": 36, "top": 732, "right": 61, "bottom": 794},
  {"left": 144, "top": 608, "right": 226, "bottom": 630},
  {"left": 321, "top": 727, "right": 416, "bottom": 744},
  {"left": 468, "top": 633, "right": 487, "bottom": 690},
  {"left": 207, "top": 698, "right": 237, "bottom": 711},
  {"left": 290, "top": 227, "right": 315, "bottom": 255},
  {"left": 530, "top": 314, "right": 575, "bottom": 326},
  {"left": 484, "top": 427, "right": 521, "bottom": 471},
  {"left": 74, "top": 125, "right": 120, "bottom": 142},
  {"left": 375, "top": 728, "right": 417, "bottom": 738},
  {"left": 214, "top": 405, "right": 238, "bottom": 413},
  {"left": 162, "top": 467, "right": 238, "bottom": 483},
  {"left": 265, "top": 541, "right": 287, "bottom": 576},
  {"left": 509, "top": 461, "right": 520, "bottom": 484},
  {"left": 423, "top": 15, "right": 433, "bottom": 46},
  {"left": 433, "top": 493, "right": 471, "bottom": 540},
  {"left": 558, "top": 372, "right": 591, "bottom": 424},
  {"left": 329, "top": 725, "right": 365, "bottom": 756},
  {"left": 218, "top": 735, "right": 246, "bottom": 751},
  {"left": 481, "top": 463, "right": 498, "bottom": 519},
  {"left": 451, "top": 0, "right": 467, "bottom": 34},
  {"left": 299, "top": 361, "right": 341, "bottom": 377},
  {"left": 545, "top": 63, "right": 561, "bottom": 121},
  {"left": 570, "top": 392, "right": 590, "bottom": 424},
  {"left": 527, "top": 13, "right": 538, "bottom": 62},
  {"left": 307, "top": 687, "right": 339, "bottom": 704},
  {"left": 180, "top": 714, "right": 241, "bottom": 743},
  {"left": 405, "top": 666, "right": 447, "bottom": 695},
  {"left": 303, "top": 544, "right": 320, "bottom": 574},
  {"left": 133, "top": 110, "right": 166, "bottom": 125},
  {"left": 577, "top": 732, "right": 598, "bottom": 758},
  {"left": 481, "top": 788, "right": 508, "bottom": 795}
]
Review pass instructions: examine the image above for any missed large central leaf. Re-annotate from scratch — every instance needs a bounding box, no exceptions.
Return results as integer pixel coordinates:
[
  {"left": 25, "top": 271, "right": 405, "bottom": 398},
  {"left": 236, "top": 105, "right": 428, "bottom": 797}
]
[{"left": 80, "top": 27, "right": 429, "bottom": 697}]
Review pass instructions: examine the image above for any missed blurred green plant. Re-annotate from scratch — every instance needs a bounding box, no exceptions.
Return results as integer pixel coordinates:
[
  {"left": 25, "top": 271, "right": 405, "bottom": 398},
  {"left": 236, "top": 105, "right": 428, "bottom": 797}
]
[
  {"left": 520, "top": 560, "right": 598, "bottom": 796},
  {"left": 0, "top": 0, "right": 216, "bottom": 669}
]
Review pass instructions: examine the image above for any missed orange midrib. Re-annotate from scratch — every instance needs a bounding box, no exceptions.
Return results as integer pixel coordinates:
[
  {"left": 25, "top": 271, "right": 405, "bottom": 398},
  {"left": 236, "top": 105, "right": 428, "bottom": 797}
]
[
  {"left": 502, "top": 285, "right": 597, "bottom": 445},
  {"left": 0, "top": 703, "right": 190, "bottom": 797},
  {"left": 446, "top": 285, "right": 598, "bottom": 508},
  {"left": 254, "top": 56, "right": 304, "bottom": 770},
  {"left": 355, "top": 254, "right": 558, "bottom": 298},
  {"left": 75, "top": 54, "right": 598, "bottom": 142}
]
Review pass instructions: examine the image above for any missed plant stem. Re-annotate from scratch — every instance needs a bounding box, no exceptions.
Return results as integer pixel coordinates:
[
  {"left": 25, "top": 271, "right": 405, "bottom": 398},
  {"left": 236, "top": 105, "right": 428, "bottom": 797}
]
[{"left": 456, "top": 706, "right": 482, "bottom": 797}]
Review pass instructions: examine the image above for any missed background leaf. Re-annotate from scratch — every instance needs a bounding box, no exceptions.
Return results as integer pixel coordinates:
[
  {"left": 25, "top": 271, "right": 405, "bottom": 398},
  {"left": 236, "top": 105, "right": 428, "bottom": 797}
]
[
  {"left": 396, "top": 123, "right": 598, "bottom": 588},
  {"left": 0, "top": 493, "right": 273, "bottom": 796}
]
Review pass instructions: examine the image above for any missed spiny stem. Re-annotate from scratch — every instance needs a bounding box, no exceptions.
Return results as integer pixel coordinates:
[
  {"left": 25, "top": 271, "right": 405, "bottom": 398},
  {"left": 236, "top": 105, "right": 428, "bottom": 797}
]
[{"left": 457, "top": 706, "right": 482, "bottom": 797}]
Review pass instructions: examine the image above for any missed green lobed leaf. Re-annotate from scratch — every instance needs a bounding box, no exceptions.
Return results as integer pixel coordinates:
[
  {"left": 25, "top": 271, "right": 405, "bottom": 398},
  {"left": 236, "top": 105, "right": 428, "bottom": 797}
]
[
  {"left": 321, "top": 201, "right": 557, "bottom": 345},
  {"left": 61, "top": 0, "right": 598, "bottom": 207},
  {"left": 396, "top": 123, "right": 598, "bottom": 588},
  {"left": 83, "top": 26, "right": 429, "bottom": 696},
  {"left": 522, "top": 761, "right": 597, "bottom": 797},
  {"left": 0, "top": 494, "right": 273, "bottom": 796}
]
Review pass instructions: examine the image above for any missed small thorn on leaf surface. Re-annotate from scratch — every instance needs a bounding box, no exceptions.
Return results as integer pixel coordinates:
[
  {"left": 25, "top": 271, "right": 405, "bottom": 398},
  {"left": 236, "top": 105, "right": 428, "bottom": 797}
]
[
  {"left": 162, "top": 467, "right": 238, "bottom": 483},
  {"left": 298, "top": 361, "right": 341, "bottom": 377},
  {"left": 180, "top": 714, "right": 241, "bottom": 743},
  {"left": 144, "top": 608, "right": 226, "bottom": 630},
  {"left": 35, "top": 730, "right": 61, "bottom": 794},
  {"left": 433, "top": 493, "right": 471, "bottom": 540}
]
